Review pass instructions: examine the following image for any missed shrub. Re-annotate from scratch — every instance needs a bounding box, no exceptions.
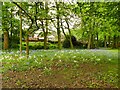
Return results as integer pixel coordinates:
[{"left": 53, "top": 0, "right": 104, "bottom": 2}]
[{"left": 48, "top": 43, "right": 57, "bottom": 49}]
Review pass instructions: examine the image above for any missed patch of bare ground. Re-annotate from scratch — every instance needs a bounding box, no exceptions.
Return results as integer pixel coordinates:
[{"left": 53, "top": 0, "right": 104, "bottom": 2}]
[{"left": 2, "top": 63, "right": 117, "bottom": 88}]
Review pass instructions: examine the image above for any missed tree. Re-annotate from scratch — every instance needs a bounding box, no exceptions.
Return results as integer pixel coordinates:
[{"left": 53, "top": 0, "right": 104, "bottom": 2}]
[
  {"left": 56, "top": 2, "right": 61, "bottom": 49},
  {"left": 20, "top": 2, "right": 22, "bottom": 56}
]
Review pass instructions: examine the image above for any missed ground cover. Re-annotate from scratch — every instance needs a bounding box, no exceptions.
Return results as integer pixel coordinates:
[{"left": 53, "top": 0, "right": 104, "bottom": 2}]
[{"left": 0, "top": 49, "right": 118, "bottom": 88}]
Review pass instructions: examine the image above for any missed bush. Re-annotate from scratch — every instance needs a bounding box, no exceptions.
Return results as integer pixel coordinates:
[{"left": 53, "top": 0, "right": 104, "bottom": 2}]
[
  {"left": 29, "top": 42, "right": 44, "bottom": 49},
  {"left": 48, "top": 43, "right": 57, "bottom": 49},
  {"left": 9, "top": 36, "right": 20, "bottom": 49}
]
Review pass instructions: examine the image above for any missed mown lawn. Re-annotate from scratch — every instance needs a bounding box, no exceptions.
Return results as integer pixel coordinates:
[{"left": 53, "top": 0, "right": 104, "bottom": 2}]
[{"left": 0, "top": 49, "right": 118, "bottom": 88}]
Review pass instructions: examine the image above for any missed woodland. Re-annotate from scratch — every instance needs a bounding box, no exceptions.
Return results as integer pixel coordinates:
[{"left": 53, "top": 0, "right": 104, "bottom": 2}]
[{"left": 0, "top": 1, "right": 120, "bottom": 88}]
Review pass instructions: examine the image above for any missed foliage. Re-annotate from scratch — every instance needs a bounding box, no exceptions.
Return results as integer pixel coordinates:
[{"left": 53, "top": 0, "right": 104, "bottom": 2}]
[{"left": 2, "top": 2, "right": 120, "bottom": 51}]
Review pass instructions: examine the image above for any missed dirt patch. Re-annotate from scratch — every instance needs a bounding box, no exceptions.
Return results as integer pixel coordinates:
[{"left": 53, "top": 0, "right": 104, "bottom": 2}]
[{"left": 2, "top": 63, "right": 117, "bottom": 88}]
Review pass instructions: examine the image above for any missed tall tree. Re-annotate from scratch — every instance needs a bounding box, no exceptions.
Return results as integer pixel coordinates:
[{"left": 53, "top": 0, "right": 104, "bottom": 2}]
[
  {"left": 56, "top": 2, "right": 61, "bottom": 49},
  {"left": 20, "top": 2, "right": 22, "bottom": 56},
  {"left": 44, "top": 2, "right": 49, "bottom": 49}
]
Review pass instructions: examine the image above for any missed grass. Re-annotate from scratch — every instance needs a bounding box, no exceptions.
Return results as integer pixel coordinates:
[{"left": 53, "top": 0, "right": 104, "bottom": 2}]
[{"left": 0, "top": 49, "right": 118, "bottom": 88}]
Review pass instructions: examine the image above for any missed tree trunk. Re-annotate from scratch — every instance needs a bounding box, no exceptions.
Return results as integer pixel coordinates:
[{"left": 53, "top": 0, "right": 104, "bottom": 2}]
[
  {"left": 56, "top": 2, "right": 61, "bottom": 50},
  {"left": 44, "top": 2, "right": 48, "bottom": 50},
  {"left": 26, "top": 31, "right": 29, "bottom": 58},
  {"left": 44, "top": 30, "right": 48, "bottom": 49},
  {"left": 10, "top": 9, "right": 13, "bottom": 48},
  {"left": 88, "top": 33, "right": 92, "bottom": 49},
  {"left": 96, "top": 32, "right": 99, "bottom": 48},
  {"left": 113, "top": 35, "right": 117, "bottom": 48},
  {"left": 65, "top": 18, "right": 73, "bottom": 49},
  {"left": 116, "top": 36, "right": 119, "bottom": 48},
  {"left": 91, "top": 34, "right": 94, "bottom": 49},
  {"left": 104, "top": 35, "right": 107, "bottom": 48},
  {"left": 108, "top": 35, "right": 111, "bottom": 47},
  {"left": 20, "top": 3, "right": 22, "bottom": 56},
  {"left": 60, "top": 19, "right": 67, "bottom": 39},
  {"left": 41, "top": 20, "right": 46, "bottom": 49},
  {"left": 4, "top": 31, "right": 9, "bottom": 50}
]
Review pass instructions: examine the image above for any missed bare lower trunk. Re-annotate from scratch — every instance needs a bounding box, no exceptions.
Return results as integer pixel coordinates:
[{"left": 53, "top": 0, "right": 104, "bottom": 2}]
[
  {"left": 88, "top": 33, "right": 91, "bottom": 49},
  {"left": 113, "top": 35, "right": 118, "bottom": 48},
  {"left": 4, "top": 31, "right": 9, "bottom": 50},
  {"left": 104, "top": 35, "right": 107, "bottom": 48},
  {"left": 44, "top": 2, "right": 48, "bottom": 50},
  {"left": 26, "top": 32, "right": 29, "bottom": 58},
  {"left": 91, "top": 34, "right": 94, "bottom": 49},
  {"left": 108, "top": 35, "right": 111, "bottom": 47},
  {"left": 65, "top": 18, "right": 73, "bottom": 49},
  {"left": 20, "top": 3, "right": 22, "bottom": 56},
  {"left": 96, "top": 32, "right": 99, "bottom": 48},
  {"left": 56, "top": 2, "right": 61, "bottom": 50}
]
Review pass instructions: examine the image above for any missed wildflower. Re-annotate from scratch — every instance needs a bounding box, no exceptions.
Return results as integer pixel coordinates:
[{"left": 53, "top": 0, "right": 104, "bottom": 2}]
[
  {"left": 74, "top": 60, "right": 77, "bottom": 63},
  {"left": 54, "top": 54, "right": 57, "bottom": 56},
  {"left": 33, "top": 55, "right": 36, "bottom": 58},
  {"left": 73, "top": 56, "right": 76, "bottom": 58},
  {"left": 96, "top": 58, "right": 100, "bottom": 61},
  {"left": 108, "top": 59, "right": 111, "bottom": 61},
  {"left": 59, "top": 60, "right": 61, "bottom": 62}
]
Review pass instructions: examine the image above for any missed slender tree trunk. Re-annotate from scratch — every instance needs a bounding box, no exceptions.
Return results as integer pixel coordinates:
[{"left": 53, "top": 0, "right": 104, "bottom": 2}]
[
  {"left": 20, "top": 3, "right": 22, "bottom": 56},
  {"left": 44, "top": 29, "right": 47, "bottom": 49},
  {"left": 88, "top": 2, "right": 93, "bottom": 49},
  {"left": 4, "top": 31, "right": 9, "bottom": 50},
  {"left": 56, "top": 2, "right": 61, "bottom": 50},
  {"left": 91, "top": 34, "right": 94, "bottom": 49},
  {"left": 41, "top": 20, "right": 47, "bottom": 49},
  {"left": 26, "top": 22, "right": 33, "bottom": 58},
  {"left": 108, "top": 35, "right": 111, "bottom": 47},
  {"left": 88, "top": 33, "right": 92, "bottom": 49},
  {"left": 113, "top": 35, "right": 117, "bottom": 48},
  {"left": 116, "top": 36, "right": 119, "bottom": 48},
  {"left": 44, "top": 2, "right": 48, "bottom": 50},
  {"left": 65, "top": 18, "right": 73, "bottom": 49},
  {"left": 10, "top": 9, "right": 13, "bottom": 48},
  {"left": 104, "top": 35, "right": 107, "bottom": 48},
  {"left": 60, "top": 19, "right": 67, "bottom": 39},
  {"left": 26, "top": 31, "right": 29, "bottom": 58},
  {"left": 96, "top": 32, "right": 99, "bottom": 48}
]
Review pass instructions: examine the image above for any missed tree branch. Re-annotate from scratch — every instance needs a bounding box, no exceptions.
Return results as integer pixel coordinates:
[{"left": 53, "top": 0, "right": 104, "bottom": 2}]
[{"left": 10, "top": 0, "right": 33, "bottom": 22}]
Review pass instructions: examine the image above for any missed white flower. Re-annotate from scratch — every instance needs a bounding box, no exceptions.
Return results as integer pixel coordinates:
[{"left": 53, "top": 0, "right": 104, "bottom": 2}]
[
  {"left": 74, "top": 60, "right": 77, "bottom": 63},
  {"left": 59, "top": 60, "right": 61, "bottom": 62},
  {"left": 108, "top": 59, "right": 111, "bottom": 61},
  {"left": 33, "top": 55, "right": 36, "bottom": 58},
  {"left": 73, "top": 56, "right": 76, "bottom": 58},
  {"left": 54, "top": 54, "right": 57, "bottom": 56},
  {"left": 96, "top": 58, "right": 100, "bottom": 61}
]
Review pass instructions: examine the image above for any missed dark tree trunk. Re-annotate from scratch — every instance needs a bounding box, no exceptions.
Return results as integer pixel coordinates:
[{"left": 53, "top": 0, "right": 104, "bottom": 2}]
[
  {"left": 60, "top": 19, "right": 67, "bottom": 39},
  {"left": 44, "top": 2, "right": 48, "bottom": 50},
  {"left": 4, "top": 31, "right": 9, "bottom": 50},
  {"left": 88, "top": 33, "right": 92, "bottom": 49},
  {"left": 65, "top": 18, "right": 73, "bottom": 49},
  {"left": 108, "top": 35, "right": 111, "bottom": 47},
  {"left": 56, "top": 2, "right": 61, "bottom": 50},
  {"left": 96, "top": 32, "right": 99, "bottom": 48},
  {"left": 91, "top": 34, "right": 94, "bottom": 49},
  {"left": 104, "top": 35, "right": 107, "bottom": 48},
  {"left": 113, "top": 35, "right": 119, "bottom": 48}
]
